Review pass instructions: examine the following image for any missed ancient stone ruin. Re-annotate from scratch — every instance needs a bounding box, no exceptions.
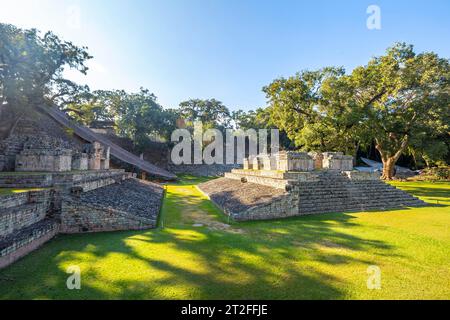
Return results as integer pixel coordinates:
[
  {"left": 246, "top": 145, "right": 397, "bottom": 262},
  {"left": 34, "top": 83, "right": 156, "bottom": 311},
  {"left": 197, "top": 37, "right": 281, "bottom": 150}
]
[
  {"left": 199, "top": 151, "right": 426, "bottom": 221},
  {"left": 0, "top": 117, "right": 164, "bottom": 269}
]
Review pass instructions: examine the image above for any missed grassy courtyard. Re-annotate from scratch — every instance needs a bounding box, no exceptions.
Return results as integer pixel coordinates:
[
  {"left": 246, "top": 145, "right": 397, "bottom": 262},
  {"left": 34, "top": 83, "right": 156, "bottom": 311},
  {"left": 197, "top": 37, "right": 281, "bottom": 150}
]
[{"left": 0, "top": 177, "right": 449, "bottom": 300}]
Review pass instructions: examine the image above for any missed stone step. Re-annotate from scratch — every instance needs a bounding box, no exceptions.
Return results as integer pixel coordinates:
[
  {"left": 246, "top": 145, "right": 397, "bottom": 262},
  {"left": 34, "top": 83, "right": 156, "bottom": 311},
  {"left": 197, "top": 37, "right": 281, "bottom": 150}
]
[
  {"left": 296, "top": 190, "right": 410, "bottom": 197},
  {"left": 298, "top": 198, "right": 422, "bottom": 205},
  {"left": 298, "top": 200, "right": 425, "bottom": 210},
  {"left": 299, "top": 200, "right": 426, "bottom": 211},
  {"left": 298, "top": 193, "right": 423, "bottom": 201},
  {"left": 295, "top": 187, "right": 399, "bottom": 193}
]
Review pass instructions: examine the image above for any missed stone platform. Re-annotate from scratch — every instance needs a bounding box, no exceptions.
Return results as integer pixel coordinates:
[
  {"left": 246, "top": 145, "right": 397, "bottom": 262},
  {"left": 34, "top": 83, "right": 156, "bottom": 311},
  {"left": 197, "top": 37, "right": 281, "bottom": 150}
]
[
  {"left": 0, "top": 170, "right": 164, "bottom": 269},
  {"left": 0, "top": 169, "right": 130, "bottom": 189},
  {"left": 199, "top": 169, "right": 427, "bottom": 221}
]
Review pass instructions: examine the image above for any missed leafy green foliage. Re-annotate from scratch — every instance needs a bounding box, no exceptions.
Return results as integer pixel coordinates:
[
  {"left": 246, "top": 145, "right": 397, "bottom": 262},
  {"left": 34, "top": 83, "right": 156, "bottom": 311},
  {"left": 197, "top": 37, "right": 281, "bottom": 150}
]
[
  {"left": 0, "top": 23, "right": 91, "bottom": 110},
  {"left": 178, "top": 98, "right": 231, "bottom": 131},
  {"left": 264, "top": 43, "right": 450, "bottom": 179}
]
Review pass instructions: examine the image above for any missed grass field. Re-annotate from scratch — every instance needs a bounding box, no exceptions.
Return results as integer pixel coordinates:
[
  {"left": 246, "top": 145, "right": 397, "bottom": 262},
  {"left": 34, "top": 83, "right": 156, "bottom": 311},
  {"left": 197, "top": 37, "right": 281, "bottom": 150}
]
[{"left": 0, "top": 178, "right": 449, "bottom": 300}]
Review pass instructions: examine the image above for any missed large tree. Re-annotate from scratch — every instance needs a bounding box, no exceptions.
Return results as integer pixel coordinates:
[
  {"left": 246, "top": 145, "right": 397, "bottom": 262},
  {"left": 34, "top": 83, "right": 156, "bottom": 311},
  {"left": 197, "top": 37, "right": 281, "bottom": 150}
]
[
  {"left": 70, "top": 89, "right": 178, "bottom": 150},
  {"left": 178, "top": 98, "right": 232, "bottom": 130},
  {"left": 263, "top": 67, "right": 365, "bottom": 156},
  {"left": 0, "top": 23, "right": 91, "bottom": 111},
  {"left": 347, "top": 43, "right": 449, "bottom": 179},
  {"left": 264, "top": 43, "right": 450, "bottom": 179}
]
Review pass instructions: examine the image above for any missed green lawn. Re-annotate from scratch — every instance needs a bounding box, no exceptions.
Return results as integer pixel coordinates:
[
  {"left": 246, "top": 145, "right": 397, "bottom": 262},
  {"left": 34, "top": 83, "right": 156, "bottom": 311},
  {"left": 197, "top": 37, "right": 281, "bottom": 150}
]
[{"left": 0, "top": 178, "right": 449, "bottom": 300}]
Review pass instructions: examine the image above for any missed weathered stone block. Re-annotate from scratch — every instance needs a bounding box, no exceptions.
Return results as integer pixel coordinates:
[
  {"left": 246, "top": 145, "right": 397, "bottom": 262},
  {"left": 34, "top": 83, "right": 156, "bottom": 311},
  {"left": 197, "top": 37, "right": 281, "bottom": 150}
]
[
  {"left": 276, "top": 151, "right": 314, "bottom": 172},
  {"left": 87, "top": 142, "right": 110, "bottom": 170},
  {"left": 72, "top": 153, "right": 88, "bottom": 171},
  {"left": 322, "top": 152, "right": 353, "bottom": 171},
  {"left": 0, "top": 155, "right": 5, "bottom": 171},
  {"left": 260, "top": 154, "right": 277, "bottom": 171},
  {"left": 308, "top": 152, "right": 324, "bottom": 170},
  {"left": 252, "top": 156, "right": 264, "bottom": 170},
  {"left": 243, "top": 158, "right": 252, "bottom": 170},
  {"left": 15, "top": 149, "right": 72, "bottom": 172}
]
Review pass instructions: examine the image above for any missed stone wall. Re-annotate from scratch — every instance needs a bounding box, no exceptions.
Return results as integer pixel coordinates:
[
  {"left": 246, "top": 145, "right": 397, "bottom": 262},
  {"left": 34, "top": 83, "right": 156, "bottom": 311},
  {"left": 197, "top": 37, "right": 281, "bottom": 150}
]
[
  {"left": 0, "top": 169, "right": 127, "bottom": 189},
  {"left": 0, "top": 155, "right": 5, "bottom": 172},
  {"left": 0, "top": 192, "right": 29, "bottom": 209},
  {"left": 0, "top": 219, "right": 59, "bottom": 269},
  {"left": 0, "top": 190, "right": 57, "bottom": 269},
  {"left": 0, "top": 190, "right": 52, "bottom": 238},
  {"left": 72, "top": 153, "right": 88, "bottom": 171},
  {"left": 0, "top": 169, "right": 162, "bottom": 269},
  {"left": 15, "top": 149, "right": 72, "bottom": 172}
]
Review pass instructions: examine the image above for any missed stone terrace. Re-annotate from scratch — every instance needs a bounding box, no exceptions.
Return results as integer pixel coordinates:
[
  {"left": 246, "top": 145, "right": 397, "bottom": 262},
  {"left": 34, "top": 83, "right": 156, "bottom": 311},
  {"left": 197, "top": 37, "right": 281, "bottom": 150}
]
[{"left": 199, "top": 151, "right": 427, "bottom": 221}]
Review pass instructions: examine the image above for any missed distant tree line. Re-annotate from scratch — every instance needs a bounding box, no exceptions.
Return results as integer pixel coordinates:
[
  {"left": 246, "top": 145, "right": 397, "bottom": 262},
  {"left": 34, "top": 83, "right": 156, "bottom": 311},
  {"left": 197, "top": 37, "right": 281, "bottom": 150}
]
[{"left": 1, "top": 23, "right": 449, "bottom": 178}]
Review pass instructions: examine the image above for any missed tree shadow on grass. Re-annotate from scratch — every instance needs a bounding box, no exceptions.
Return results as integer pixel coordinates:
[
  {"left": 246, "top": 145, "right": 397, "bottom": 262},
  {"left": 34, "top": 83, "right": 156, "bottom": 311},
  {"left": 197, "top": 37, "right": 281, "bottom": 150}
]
[{"left": 0, "top": 182, "right": 406, "bottom": 300}]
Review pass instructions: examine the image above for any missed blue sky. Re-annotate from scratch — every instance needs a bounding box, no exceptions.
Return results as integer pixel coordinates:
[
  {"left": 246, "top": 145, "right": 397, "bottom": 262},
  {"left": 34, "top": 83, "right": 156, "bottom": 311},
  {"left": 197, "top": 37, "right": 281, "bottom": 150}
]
[{"left": 1, "top": 0, "right": 449, "bottom": 110}]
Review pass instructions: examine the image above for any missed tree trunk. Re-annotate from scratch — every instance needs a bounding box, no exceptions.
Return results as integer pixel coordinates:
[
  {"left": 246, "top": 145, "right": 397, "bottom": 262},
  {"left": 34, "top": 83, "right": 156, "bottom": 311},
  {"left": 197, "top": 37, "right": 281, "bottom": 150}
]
[
  {"left": 376, "top": 135, "right": 410, "bottom": 180},
  {"left": 381, "top": 157, "right": 396, "bottom": 180}
]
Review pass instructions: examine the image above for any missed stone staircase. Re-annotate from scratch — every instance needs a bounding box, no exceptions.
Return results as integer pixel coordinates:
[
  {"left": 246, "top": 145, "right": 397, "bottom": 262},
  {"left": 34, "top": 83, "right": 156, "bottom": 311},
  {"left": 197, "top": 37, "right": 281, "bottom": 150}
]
[
  {"left": 294, "top": 171, "right": 426, "bottom": 214},
  {"left": 201, "top": 169, "right": 427, "bottom": 221}
]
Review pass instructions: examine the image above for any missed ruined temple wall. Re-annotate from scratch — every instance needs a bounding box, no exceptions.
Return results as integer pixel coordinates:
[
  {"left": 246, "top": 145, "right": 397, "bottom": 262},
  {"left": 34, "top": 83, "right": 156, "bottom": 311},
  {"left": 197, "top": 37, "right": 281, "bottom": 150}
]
[
  {"left": 15, "top": 152, "right": 72, "bottom": 172},
  {"left": 0, "top": 219, "right": 59, "bottom": 270},
  {"left": 0, "top": 191, "right": 53, "bottom": 238},
  {"left": 0, "top": 193, "right": 29, "bottom": 209},
  {"left": 0, "top": 190, "right": 57, "bottom": 269},
  {"left": 0, "top": 170, "right": 127, "bottom": 189}
]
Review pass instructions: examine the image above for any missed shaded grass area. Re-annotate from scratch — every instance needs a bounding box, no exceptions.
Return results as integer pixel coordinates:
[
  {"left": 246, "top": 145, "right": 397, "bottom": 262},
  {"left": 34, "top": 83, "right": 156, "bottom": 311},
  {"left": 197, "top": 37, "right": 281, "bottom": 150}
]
[{"left": 0, "top": 178, "right": 449, "bottom": 299}]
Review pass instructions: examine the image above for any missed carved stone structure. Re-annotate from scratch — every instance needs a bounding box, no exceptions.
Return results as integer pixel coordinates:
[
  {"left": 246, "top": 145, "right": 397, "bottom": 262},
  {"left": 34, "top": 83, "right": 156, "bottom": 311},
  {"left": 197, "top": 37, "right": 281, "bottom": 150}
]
[
  {"left": 308, "top": 152, "right": 324, "bottom": 170},
  {"left": 260, "top": 154, "right": 277, "bottom": 171},
  {"left": 15, "top": 148, "right": 72, "bottom": 172},
  {"left": 72, "top": 153, "right": 89, "bottom": 171},
  {"left": 322, "top": 152, "right": 353, "bottom": 171},
  {"left": 0, "top": 134, "right": 110, "bottom": 173},
  {"left": 252, "top": 156, "right": 264, "bottom": 170},
  {"left": 86, "top": 142, "right": 110, "bottom": 171},
  {"left": 275, "top": 151, "right": 314, "bottom": 172},
  {"left": 243, "top": 157, "right": 254, "bottom": 170},
  {"left": 199, "top": 151, "right": 426, "bottom": 222}
]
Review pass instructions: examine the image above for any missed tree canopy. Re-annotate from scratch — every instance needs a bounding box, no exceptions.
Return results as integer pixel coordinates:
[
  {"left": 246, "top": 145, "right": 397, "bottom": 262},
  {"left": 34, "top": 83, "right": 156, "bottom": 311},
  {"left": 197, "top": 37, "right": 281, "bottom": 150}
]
[
  {"left": 264, "top": 43, "right": 450, "bottom": 179},
  {"left": 0, "top": 23, "right": 91, "bottom": 110}
]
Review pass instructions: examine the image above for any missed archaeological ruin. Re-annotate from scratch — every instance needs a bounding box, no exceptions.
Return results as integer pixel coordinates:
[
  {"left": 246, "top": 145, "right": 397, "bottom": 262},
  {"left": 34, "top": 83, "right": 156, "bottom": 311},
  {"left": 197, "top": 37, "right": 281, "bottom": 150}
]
[
  {"left": 199, "top": 151, "right": 426, "bottom": 221},
  {"left": 0, "top": 106, "right": 427, "bottom": 270},
  {"left": 0, "top": 107, "right": 168, "bottom": 269}
]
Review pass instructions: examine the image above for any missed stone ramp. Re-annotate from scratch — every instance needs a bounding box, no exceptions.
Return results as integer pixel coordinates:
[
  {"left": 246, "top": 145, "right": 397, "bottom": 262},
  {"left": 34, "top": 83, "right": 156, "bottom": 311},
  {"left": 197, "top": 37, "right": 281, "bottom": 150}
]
[
  {"left": 61, "top": 178, "right": 164, "bottom": 233},
  {"left": 37, "top": 105, "right": 177, "bottom": 180},
  {"left": 199, "top": 178, "right": 287, "bottom": 214},
  {"left": 199, "top": 171, "right": 427, "bottom": 221}
]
